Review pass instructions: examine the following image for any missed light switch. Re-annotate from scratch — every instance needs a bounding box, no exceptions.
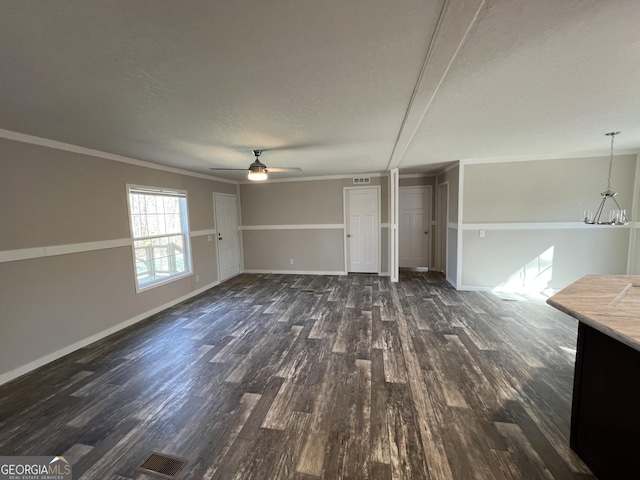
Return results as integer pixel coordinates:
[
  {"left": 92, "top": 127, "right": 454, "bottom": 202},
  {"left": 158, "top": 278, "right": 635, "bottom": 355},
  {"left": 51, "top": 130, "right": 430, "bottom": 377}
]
[{"left": 479, "top": 229, "right": 485, "bottom": 238}]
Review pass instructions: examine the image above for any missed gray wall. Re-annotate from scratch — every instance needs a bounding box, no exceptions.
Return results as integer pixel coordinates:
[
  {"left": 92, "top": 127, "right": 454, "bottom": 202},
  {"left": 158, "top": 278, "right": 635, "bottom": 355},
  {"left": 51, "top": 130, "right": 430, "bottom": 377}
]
[
  {"left": 240, "top": 176, "right": 389, "bottom": 273},
  {"left": 462, "top": 228, "right": 630, "bottom": 289},
  {"left": 243, "top": 230, "right": 345, "bottom": 272},
  {"left": 460, "top": 155, "right": 637, "bottom": 290},
  {"left": 463, "top": 155, "right": 636, "bottom": 223},
  {"left": 436, "top": 166, "right": 460, "bottom": 286},
  {"left": 0, "top": 137, "right": 235, "bottom": 382}
]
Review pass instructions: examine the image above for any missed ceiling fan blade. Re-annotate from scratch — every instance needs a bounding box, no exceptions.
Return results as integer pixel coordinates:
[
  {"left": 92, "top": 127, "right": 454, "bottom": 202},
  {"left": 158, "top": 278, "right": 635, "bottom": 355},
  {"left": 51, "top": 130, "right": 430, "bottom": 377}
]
[
  {"left": 209, "top": 167, "right": 248, "bottom": 171},
  {"left": 266, "top": 167, "right": 303, "bottom": 173}
]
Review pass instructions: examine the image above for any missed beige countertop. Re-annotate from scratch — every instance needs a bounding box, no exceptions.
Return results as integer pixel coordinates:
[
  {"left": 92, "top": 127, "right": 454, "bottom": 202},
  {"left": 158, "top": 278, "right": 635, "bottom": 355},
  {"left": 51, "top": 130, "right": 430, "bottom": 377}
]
[{"left": 547, "top": 275, "right": 640, "bottom": 352}]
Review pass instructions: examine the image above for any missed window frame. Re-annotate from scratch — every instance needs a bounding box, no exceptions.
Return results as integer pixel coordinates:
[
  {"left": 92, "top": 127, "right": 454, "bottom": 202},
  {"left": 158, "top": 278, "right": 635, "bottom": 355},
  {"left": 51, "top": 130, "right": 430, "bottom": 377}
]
[{"left": 126, "top": 184, "right": 193, "bottom": 293}]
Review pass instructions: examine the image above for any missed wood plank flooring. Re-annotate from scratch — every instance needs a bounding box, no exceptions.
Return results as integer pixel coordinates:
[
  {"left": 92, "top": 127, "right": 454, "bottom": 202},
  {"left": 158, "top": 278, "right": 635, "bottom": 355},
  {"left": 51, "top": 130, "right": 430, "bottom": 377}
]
[{"left": 0, "top": 271, "right": 596, "bottom": 479}]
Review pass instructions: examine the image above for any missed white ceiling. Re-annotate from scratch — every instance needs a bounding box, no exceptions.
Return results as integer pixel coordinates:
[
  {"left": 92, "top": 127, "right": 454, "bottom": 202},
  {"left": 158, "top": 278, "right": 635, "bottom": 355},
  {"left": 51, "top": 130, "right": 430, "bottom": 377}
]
[{"left": 1, "top": 0, "right": 639, "bottom": 181}]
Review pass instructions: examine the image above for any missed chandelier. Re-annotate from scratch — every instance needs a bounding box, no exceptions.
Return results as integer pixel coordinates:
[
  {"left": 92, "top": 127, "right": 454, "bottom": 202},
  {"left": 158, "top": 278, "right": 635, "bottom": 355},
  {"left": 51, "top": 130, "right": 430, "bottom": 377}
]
[{"left": 583, "top": 131, "right": 628, "bottom": 225}]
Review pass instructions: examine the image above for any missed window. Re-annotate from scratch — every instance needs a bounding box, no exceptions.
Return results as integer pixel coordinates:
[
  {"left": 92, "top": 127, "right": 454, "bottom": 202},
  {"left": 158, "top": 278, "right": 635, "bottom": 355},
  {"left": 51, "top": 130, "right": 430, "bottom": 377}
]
[{"left": 127, "top": 185, "right": 192, "bottom": 291}]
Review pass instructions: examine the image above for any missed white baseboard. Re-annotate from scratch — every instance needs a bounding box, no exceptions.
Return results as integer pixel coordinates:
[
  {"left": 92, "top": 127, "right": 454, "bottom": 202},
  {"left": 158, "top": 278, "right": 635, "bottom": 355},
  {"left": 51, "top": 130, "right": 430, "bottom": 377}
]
[
  {"left": 243, "top": 269, "right": 347, "bottom": 276},
  {"left": 457, "top": 284, "right": 561, "bottom": 297},
  {"left": 0, "top": 280, "right": 220, "bottom": 387},
  {"left": 457, "top": 284, "right": 495, "bottom": 291},
  {"left": 446, "top": 275, "right": 457, "bottom": 289}
]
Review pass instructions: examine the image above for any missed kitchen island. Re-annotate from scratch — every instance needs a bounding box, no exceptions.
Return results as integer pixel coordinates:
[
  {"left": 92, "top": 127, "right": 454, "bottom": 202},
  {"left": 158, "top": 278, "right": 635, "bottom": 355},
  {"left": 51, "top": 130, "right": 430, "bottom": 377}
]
[{"left": 547, "top": 275, "right": 640, "bottom": 480}]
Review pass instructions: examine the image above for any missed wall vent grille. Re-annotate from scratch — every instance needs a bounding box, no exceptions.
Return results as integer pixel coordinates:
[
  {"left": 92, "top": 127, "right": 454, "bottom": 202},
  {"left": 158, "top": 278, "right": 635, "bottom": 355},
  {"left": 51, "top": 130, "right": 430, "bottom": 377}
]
[{"left": 353, "top": 177, "right": 371, "bottom": 184}]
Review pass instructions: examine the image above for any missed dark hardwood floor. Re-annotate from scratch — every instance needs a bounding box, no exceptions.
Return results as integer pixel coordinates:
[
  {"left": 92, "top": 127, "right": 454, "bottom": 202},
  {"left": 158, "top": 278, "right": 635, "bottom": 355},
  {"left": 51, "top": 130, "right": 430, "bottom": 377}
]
[{"left": 0, "top": 271, "right": 596, "bottom": 479}]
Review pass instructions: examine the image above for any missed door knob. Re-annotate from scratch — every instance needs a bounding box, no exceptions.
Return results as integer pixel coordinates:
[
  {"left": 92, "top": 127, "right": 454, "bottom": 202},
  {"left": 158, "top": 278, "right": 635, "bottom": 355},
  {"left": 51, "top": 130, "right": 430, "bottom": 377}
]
[
  {"left": 424, "top": 231, "right": 428, "bottom": 234},
  {"left": 218, "top": 236, "right": 223, "bottom": 240},
  {"left": 347, "top": 234, "right": 352, "bottom": 237}
]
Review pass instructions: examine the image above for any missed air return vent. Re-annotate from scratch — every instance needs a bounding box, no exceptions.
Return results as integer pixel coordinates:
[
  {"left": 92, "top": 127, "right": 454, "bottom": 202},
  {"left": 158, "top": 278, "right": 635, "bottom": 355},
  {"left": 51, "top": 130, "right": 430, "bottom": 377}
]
[
  {"left": 353, "top": 177, "right": 371, "bottom": 184},
  {"left": 138, "top": 452, "right": 188, "bottom": 479}
]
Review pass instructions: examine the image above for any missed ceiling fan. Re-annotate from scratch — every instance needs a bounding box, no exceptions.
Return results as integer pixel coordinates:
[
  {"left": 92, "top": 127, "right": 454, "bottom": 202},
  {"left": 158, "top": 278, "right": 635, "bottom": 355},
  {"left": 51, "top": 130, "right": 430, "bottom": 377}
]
[{"left": 210, "top": 150, "right": 302, "bottom": 181}]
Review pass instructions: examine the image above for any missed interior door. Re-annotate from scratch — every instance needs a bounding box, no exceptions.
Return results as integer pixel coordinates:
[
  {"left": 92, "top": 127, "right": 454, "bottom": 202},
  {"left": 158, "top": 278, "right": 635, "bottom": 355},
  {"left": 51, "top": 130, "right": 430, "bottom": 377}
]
[
  {"left": 346, "top": 187, "right": 379, "bottom": 273},
  {"left": 399, "top": 186, "right": 431, "bottom": 268},
  {"left": 214, "top": 193, "right": 240, "bottom": 281},
  {"left": 435, "top": 183, "right": 448, "bottom": 273}
]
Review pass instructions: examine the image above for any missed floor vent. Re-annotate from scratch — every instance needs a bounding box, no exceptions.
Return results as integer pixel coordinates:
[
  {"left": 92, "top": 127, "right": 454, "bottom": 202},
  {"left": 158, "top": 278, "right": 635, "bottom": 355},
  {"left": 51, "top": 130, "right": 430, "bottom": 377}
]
[
  {"left": 302, "top": 289, "right": 315, "bottom": 293},
  {"left": 138, "top": 452, "right": 188, "bottom": 479}
]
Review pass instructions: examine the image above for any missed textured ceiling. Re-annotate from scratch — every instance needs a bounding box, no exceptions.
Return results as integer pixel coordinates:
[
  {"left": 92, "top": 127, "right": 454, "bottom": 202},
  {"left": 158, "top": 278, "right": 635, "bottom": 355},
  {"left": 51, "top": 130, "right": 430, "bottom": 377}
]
[{"left": 1, "top": 0, "right": 639, "bottom": 181}]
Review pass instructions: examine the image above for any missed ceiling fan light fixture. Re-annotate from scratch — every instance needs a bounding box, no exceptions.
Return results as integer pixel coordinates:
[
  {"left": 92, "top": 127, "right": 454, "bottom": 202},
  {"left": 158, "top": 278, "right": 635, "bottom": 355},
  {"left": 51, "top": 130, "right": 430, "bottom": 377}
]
[
  {"left": 209, "top": 148, "right": 300, "bottom": 179},
  {"left": 247, "top": 150, "right": 268, "bottom": 181},
  {"left": 247, "top": 169, "right": 268, "bottom": 181}
]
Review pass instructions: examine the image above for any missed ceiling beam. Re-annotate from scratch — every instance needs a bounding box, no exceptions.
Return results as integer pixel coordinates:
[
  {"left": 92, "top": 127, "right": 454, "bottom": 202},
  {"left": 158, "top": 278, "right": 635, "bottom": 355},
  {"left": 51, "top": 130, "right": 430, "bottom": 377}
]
[{"left": 386, "top": 0, "right": 487, "bottom": 171}]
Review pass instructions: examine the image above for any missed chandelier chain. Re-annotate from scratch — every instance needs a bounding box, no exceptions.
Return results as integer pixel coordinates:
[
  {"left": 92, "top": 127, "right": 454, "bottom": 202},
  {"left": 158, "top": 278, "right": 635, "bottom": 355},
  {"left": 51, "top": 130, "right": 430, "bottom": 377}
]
[
  {"left": 606, "top": 132, "right": 615, "bottom": 192},
  {"left": 604, "top": 131, "right": 621, "bottom": 192}
]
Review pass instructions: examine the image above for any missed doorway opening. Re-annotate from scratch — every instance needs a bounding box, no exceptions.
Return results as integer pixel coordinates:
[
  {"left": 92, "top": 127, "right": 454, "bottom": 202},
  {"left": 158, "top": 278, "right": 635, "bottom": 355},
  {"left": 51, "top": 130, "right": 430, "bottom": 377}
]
[{"left": 399, "top": 186, "right": 431, "bottom": 269}]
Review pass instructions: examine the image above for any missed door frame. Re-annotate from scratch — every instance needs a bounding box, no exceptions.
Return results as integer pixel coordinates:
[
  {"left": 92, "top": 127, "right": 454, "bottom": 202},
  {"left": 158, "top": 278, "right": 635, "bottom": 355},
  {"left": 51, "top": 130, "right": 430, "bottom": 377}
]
[
  {"left": 399, "top": 185, "right": 432, "bottom": 268},
  {"left": 213, "top": 192, "right": 241, "bottom": 282},
  {"left": 343, "top": 185, "right": 381, "bottom": 274},
  {"left": 435, "top": 182, "right": 449, "bottom": 274}
]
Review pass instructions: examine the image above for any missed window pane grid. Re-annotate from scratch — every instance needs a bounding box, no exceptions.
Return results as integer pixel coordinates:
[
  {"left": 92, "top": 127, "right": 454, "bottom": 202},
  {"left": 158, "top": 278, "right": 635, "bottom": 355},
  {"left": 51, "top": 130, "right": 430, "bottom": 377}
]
[
  {"left": 129, "top": 193, "right": 186, "bottom": 240},
  {"left": 128, "top": 188, "right": 190, "bottom": 290}
]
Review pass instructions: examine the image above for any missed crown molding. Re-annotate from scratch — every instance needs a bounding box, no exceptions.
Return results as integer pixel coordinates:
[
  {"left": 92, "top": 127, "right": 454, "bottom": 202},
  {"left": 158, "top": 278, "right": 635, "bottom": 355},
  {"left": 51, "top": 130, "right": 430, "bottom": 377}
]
[{"left": 0, "top": 128, "right": 238, "bottom": 184}]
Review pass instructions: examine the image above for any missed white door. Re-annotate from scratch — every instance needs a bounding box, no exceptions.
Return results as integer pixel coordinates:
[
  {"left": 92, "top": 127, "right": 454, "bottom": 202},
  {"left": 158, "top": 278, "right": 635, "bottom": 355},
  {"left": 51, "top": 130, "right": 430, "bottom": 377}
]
[
  {"left": 399, "top": 186, "right": 431, "bottom": 267},
  {"left": 346, "top": 187, "right": 379, "bottom": 273},
  {"left": 435, "top": 183, "right": 448, "bottom": 273},
  {"left": 214, "top": 194, "right": 240, "bottom": 281}
]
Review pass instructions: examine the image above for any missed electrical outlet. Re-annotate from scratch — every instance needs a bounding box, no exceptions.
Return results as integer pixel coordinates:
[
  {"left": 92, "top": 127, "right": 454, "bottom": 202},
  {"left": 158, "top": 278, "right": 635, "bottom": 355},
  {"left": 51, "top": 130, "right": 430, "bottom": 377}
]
[
  {"left": 195, "top": 275, "right": 200, "bottom": 282},
  {"left": 479, "top": 229, "right": 485, "bottom": 238},
  {"left": 289, "top": 259, "right": 294, "bottom": 265}
]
